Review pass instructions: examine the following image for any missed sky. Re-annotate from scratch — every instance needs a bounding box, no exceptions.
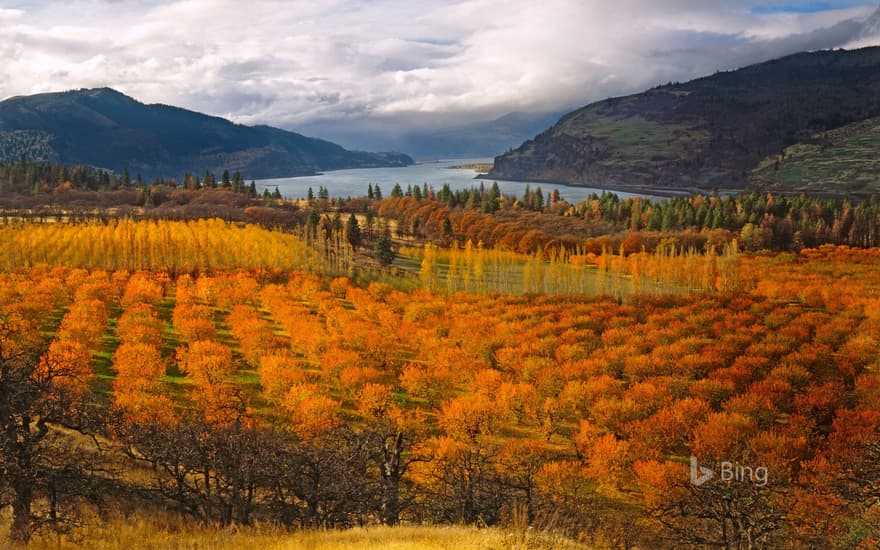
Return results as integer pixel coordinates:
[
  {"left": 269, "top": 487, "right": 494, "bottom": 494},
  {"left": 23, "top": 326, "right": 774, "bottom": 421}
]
[{"left": 1, "top": 0, "right": 879, "bottom": 149}]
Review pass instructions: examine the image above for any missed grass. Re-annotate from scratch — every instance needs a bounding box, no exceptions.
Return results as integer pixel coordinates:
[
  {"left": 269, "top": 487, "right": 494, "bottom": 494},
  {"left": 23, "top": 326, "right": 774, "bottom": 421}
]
[
  {"left": 751, "top": 117, "right": 880, "bottom": 194},
  {"left": 19, "top": 520, "right": 591, "bottom": 550},
  {"left": 568, "top": 98, "right": 704, "bottom": 159}
]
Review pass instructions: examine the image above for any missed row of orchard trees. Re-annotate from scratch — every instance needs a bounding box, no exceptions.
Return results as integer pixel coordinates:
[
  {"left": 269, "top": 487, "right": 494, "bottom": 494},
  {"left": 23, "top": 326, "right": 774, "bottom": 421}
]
[
  {"left": 0, "top": 210, "right": 747, "bottom": 299},
  {"left": 0, "top": 268, "right": 124, "bottom": 544},
  {"left": 0, "top": 219, "right": 324, "bottom": 274},
  {"left": 407, "top": 238, "right": 747, "bottom": 297},
  {"left": 108, "top": 255, "right": 880, "bottom": 548},
  {"left": 111, "top": 273, "right": 176, "bottom": 425},
  {"left": 3, "top": 250, "right": 880, "bottom": 546}
]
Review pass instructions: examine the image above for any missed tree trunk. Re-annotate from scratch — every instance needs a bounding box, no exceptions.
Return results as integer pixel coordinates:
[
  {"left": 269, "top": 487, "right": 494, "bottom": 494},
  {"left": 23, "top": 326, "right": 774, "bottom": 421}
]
[
  {"left": 380, "top": 476, "right": 400, "bottom": 526},
  {"left": 10, "top": 481, "right": 33, "bottom": 545},
  {"left": 380, "top": 431, "right": 404, "bottom": 526}
]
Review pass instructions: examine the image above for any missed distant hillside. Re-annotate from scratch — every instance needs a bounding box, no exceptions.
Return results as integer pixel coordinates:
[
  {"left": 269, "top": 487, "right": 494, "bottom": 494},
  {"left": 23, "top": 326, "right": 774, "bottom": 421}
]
[
  {"left": 396, "top": 111, "right": 565, "bottom": 160},
  {"left": 0, "top": 88, "right": 412, "bottom": 179},
  {"left": 751, "top": 117, "right": 880, "bottom": 195},
  {"left": 297, "top": 110, "right": 564, "bottom": 160},
  {"left": 490, "top": 46, "right": 880, "bottom": 194}
]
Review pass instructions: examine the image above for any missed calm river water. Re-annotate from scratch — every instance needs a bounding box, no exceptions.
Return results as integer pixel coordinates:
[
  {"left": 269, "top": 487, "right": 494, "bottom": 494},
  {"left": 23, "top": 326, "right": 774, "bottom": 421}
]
[{"left": 254, "top": 158, "right": 660, "bottom": 203}]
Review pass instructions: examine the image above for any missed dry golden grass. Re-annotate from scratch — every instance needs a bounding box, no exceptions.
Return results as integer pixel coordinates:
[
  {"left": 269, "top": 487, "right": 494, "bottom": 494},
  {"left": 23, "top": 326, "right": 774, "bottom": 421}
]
[{"left": 20, "top": 519, "right": 591, "bottom": 550}]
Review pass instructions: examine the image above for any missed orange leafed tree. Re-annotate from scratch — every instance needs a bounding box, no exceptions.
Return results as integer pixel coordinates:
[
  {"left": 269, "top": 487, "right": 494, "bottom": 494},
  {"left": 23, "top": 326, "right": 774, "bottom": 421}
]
[
  {"left": 116, "top": 303, "right": 165, "bottom": 348},
  {"left": 112, "top": 343, "right": 166, "bottom": 391},
  {"left": 258, "top": 352, "right": 308, "bottom": 402},
  {"left": 36, "top": 339, "right": 93, "bottom": 400},
  {"left": 438, "top": 394, "right": 501, "bottom": 442},
  {"left": 282, "top": 382, "right": 341, "bottom": 439},
  {"left": 177, "top": 340, "right": 234, "bottom": 386},
  {"left": 120, "top": 272, "right": 165, "bottom": 307},
  {"left": 173, "top": 303, "right": 217, "bottom": 343}
]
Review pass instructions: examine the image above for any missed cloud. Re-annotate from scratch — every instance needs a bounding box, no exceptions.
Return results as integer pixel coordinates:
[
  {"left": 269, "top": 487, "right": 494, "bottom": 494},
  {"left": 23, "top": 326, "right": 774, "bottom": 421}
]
[{"left": 0, "top": 0, "right": 878, "bottom": 144}]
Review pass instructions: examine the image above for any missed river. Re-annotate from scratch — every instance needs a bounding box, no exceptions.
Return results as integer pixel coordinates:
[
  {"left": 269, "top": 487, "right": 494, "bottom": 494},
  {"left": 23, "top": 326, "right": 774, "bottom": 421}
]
[{"left": 254, "top": 158, "right": 662, "bottom": 203}]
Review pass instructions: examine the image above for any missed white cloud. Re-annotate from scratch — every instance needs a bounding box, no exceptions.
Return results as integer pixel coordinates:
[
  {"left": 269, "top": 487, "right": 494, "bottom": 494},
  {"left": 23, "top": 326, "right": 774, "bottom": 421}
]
[{"left": 0, "top": 0, "right": 878, "bottom": 139}]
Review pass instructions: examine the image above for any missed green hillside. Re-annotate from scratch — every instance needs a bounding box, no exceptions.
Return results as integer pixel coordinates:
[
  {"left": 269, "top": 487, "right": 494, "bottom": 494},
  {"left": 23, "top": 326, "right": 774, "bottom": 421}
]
[
  {"left": 490, "top": 47, "right": 880, "bottom": 194},
  {"left": 0, "top": 88, "right": 412, "bottom": 179},
  {"left": 751, "top": 117, "right": 880, "bottom": 195}
]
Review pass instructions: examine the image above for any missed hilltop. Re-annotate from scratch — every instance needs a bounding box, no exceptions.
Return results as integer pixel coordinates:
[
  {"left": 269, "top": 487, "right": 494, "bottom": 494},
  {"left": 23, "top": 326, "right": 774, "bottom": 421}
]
[
  {"left": 489, "top": 46, "right": 880, "bottom": 195},
  {"left": 0, "top": 88, "right": 412, "bottom": 179}
]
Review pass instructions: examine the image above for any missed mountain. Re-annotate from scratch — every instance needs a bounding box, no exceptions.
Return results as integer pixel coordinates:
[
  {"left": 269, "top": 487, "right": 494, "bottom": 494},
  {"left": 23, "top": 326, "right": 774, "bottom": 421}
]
[
  {"left": 296, "top": 110, "right": 564, "bottom": 160},
  {"left": 398, "top": 111, "right": 565, "bottom": 160},
  {"left": 751, "top": 116, "right": 880, "bottom": 195},
  {"left": 489, "top": 46, "right": 880, "bottom": 194},
  {"left": 0, "top": 88, "right": 412, "bottom": 179}
]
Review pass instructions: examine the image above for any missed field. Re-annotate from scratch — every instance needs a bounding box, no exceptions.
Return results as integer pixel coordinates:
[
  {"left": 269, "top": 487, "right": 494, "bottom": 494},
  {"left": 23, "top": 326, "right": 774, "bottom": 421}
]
[
  {"left": 15, "top": 520, "right": 587, "bottom": 550},
  {"left": 1, "top": 212, "right": 880, "bottom": 549},
  {"left": 751, "top": 117, "right": 880, "bottom": 194}
]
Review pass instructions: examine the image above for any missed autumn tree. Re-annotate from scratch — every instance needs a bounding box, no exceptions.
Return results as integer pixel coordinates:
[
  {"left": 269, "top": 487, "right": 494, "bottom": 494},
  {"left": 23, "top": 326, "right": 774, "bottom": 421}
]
[
  {"left": 0, "top": 311, "right": 101, "bottom": 544},
  {"left": 111, "top": 342, "right": 175, "bottom": 425}
]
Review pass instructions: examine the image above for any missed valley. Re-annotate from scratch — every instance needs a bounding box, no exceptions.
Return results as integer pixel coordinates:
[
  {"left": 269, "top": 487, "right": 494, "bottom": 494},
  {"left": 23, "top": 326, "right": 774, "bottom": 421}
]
[{"left": 3, "top": 3, "right": 880, "bottom": 549}]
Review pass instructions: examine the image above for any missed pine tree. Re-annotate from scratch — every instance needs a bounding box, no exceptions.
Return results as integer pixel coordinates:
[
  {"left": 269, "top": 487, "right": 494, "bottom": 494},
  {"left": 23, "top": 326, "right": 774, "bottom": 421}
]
[
  {"left": 442, "top": 217, "right": 454, "bottom": 239},
  {"left": 346, "top": 214, "right": 362, "bottom": 248},
  {"left": 373, "top": 234, "right": 395, "bottom": 265}
]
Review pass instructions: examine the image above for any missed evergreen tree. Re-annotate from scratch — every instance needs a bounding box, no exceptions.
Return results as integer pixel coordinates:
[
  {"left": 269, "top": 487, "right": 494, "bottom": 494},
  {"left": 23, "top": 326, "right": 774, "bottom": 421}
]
[
  {"left": 661, "top": 205, "right": 676, "bottom": 232},
  {"left": 373, "top": 234, "right": 395, "bottom": 265},
  {"left": 647, "top": 206, "right": 663, "bottom": 231},
  {"left": 346, "top": 213, "right": 362, "bottom": 248},
  {"left": 365, "top": 210, "right": 375, "bottom": 240},
  {"left": 442, "top": 217, "right": 453, "bottom": 238}
]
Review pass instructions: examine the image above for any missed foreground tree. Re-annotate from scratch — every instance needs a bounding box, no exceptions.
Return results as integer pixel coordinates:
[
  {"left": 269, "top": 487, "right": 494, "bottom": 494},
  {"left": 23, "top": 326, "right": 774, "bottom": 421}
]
[{"left": 0, "top": 314, "right": 100, "bottom": 544}]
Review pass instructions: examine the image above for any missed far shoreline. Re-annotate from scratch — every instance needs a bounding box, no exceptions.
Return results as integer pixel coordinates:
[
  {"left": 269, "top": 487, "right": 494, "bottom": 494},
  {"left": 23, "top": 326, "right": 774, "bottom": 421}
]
[{"left": 473, "top": 172, "right": 699, "bottom": 199}]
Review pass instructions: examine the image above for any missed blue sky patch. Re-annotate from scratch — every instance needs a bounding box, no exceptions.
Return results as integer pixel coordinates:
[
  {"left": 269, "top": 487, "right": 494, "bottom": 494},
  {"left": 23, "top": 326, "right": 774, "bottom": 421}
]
[{"left": 751, "top": 2, "right": 871, "bottom": 14}]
